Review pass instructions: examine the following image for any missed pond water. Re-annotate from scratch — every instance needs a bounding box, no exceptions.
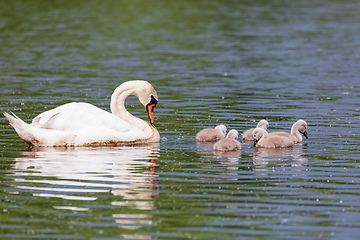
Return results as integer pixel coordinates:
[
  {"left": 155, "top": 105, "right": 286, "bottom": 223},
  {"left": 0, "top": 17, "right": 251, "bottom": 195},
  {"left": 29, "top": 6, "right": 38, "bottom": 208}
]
[{"left": 1, "top": 0, "right": 360, "bottom": 239}]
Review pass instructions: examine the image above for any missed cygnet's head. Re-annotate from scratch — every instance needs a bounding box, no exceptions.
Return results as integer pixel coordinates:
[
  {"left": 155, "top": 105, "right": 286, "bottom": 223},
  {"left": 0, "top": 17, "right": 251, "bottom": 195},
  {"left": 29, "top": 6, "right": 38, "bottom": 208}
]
[
  {"left": 293, "top": 119, "right": 308, "bottom": 138},
  {"left": 257, "top": 119, "right": 269, "bottom": 130},
  {"left": 226, "top": 129, "right": 239, "bottom": 140},
  {"left": 253, "top": 128, "right": 268, "bottom": 145},
  {"left": 215, "top": 125, "right": 227, "bottom": 137}
]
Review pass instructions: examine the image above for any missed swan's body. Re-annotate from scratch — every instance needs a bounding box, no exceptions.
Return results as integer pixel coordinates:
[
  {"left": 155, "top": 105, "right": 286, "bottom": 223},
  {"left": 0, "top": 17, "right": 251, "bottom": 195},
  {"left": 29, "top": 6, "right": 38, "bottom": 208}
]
[
  {"left": 242, "top": 120, "right": 269, "bottom": 141},
  {"left": 196, "top": 125, "right": 227, "bottom": 142},
  {"left": 213, "top": 129, "right": 242, "bottom": 152},
  {"left": 269, "top": 120, "right": 308, "bottom": 143},
  {"left": 253, "top": 128, "right": 294, "bottom": 148},
  {"left": 4, "top": 80, "right": 160, "bottom": 147}
]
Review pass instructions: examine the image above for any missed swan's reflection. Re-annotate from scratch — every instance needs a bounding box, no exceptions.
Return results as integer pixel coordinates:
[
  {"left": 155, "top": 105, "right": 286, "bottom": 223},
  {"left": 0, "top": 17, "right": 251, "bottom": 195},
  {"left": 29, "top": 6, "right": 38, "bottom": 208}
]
[
  {"left": 197, "top": 142, "right": 241, "bottom": 177},
  {"left": 196, "top": 142, "right": 216, "bottom": 154},
  {"left": 253, "top": 144, "right": 308, "bottom": 167},
  {"left": 11, "top": 143, "right": 159, "bottom": 230},
  {"left": 213, "top": 151, "right": 241, "bottom": 160},
  {"left": 197, "top": 142, "right": 241, "bottom": 160}
]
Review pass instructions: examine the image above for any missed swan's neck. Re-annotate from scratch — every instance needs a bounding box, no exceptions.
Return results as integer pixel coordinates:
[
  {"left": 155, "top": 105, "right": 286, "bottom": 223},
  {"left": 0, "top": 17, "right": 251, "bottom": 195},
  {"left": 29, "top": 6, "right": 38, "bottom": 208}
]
[
  {"left": 110, "top": 86, "right": 153, "bottom": 137},
  {"left": 258, "top": 129, "right": 269, "bottom": 144},
  {"left": 290, "top": 124, "right": 302, "bottom": 142}
]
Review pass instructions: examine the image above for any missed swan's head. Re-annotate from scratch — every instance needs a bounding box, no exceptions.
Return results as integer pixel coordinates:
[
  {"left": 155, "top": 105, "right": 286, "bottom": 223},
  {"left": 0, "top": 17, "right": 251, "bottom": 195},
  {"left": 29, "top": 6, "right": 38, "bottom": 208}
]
[
  {"left": 257, "top": 119, "right": 269, "bottom": 130},
  {"left": 226, "top": 129, "right": 239, "bottom": 140},
  {"left": 133, "top": 81, "right": 158, "bottom": 124},
  {"left": 111, "top": 80, "right": 159, "bottom": 124},
  {"left": 215, "top": 125, "right": 227, "bottom": 137},
  {"left": 253, "top": 127, "right": 268, "bottom": 146},
  {"left": 293, "top": 119, "right": 308, "bottom": 139}
]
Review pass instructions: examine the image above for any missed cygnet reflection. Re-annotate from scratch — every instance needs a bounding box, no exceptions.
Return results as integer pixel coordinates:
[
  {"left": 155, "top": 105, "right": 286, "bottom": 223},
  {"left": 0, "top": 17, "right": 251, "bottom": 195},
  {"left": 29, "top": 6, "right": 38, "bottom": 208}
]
[{"left": 253, "top": 144, "right": 308, "bottom": 167}]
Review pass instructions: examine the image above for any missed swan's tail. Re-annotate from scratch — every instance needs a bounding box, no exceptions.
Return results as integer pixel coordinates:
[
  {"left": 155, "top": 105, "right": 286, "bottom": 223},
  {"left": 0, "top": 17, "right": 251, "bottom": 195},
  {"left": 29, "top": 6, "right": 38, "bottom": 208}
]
[
  {"left": 3, "top": 112, "right": 38, "bottom": 146},
  {"left": 4, "top": 112, "right": 78, "bottom": 146}
]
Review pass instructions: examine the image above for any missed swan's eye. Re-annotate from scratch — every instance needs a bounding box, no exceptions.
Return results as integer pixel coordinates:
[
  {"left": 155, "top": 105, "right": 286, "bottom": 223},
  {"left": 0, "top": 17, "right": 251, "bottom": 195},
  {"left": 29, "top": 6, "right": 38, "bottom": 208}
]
[
  {"left": 148, "top": 95, "right": 158, "bottom": 107},
  {"left": 146, "top": 96, "right": 157, "bottom": 124}
]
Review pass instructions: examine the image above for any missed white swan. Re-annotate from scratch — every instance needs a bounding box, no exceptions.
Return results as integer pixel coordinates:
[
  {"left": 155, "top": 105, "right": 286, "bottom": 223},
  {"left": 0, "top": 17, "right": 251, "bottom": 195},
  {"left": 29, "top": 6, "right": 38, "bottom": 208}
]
[
  {"left": 242, "top": 119, "right": 269, "bottom": 141},
  {"left": 269, "top": 119, "right": 308, "bottom": 143},
  {"left": 3, "top": 80, "right": 160, "bottom": 147},
  {"left": 253, "top": 128, "right": 294, "bottom": 148}
]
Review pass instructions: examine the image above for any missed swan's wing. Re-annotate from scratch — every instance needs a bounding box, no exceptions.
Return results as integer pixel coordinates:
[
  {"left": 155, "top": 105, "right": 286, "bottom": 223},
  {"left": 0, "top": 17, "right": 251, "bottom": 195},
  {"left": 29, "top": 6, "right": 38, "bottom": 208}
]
[
  {"left": 31, "top": 102, "right": 145, "bottom": 136},
  {"left": 268, "top": 132, "right": 297, "bottom": 142}
]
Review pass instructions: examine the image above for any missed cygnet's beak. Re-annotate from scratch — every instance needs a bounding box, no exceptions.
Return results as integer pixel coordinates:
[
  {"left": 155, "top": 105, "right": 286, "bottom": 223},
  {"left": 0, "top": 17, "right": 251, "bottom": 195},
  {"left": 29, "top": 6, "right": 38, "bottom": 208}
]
[
  {"left": 302, "top": 131, "right": 308, "bottom": 139},
  {"left": 146, "top": 96, "right": 158, "bottom": 125},
  {"left": 253, "top": 139, "right": 258, "bottom": 147}
]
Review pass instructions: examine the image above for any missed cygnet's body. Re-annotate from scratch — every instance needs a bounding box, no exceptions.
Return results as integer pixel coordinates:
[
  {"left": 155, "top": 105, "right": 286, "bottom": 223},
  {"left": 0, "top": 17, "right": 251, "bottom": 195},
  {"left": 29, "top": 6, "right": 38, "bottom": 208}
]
[
  {"left": 196, "top": 125, "right": 227, "bottom": 142},
  {"left": 253, "top": 128, "right": 294, "bottom": 148},
  {"left": 214, "top": 129, "right": 242, "bottom": 152},
  {"left": 242, "top": 120, "right": 269, "bottom": 142},
  {"left": 269, "top": 119, "right": 308, "bottom": 143}
]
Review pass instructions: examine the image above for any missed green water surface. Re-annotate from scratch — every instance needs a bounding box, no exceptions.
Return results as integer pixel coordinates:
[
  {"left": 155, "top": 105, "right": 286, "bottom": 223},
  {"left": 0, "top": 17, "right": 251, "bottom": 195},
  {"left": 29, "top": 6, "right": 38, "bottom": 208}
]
[{"left": 1, "top": 1, "right": 360, "bottom": 239}]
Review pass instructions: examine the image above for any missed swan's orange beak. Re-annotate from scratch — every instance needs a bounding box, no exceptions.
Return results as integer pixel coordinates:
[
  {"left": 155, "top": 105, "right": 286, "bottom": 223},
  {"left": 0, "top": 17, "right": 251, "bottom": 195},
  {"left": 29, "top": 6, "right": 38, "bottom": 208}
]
[
  {"left": 146, "top": 96, "right": 158, "bottom": 125},
  {"left": 146, "top": 104, "right": 156, "bottom": 124}
]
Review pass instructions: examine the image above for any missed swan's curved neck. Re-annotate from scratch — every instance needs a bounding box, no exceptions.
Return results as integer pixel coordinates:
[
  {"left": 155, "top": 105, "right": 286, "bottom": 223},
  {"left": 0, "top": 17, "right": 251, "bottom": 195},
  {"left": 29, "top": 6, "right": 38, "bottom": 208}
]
[
  {"left": 291, "top": 124, "right": 302, "bottom": 142},
  {"left": 258, "top": 129, "right": 269, "bottom": 143},
  {"left": 110, "top": 85, "right": 152, "bottom": 137}
]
